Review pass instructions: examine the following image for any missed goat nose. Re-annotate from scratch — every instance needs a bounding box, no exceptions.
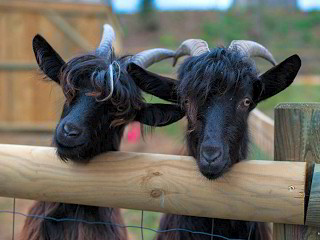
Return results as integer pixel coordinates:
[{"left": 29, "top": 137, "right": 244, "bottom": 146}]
[
  {"left": 201, "top": 146, "right": 222, "bottom": 164},
  {"left": 63, "top": 122, "right": 82, "bottom": 137}
]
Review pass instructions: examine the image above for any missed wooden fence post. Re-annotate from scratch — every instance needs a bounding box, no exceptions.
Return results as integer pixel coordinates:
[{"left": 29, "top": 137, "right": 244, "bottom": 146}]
[
  {"left": 306, "top": 164, "right": 320, "bottom": 226},
  {"left": 273, "top": 103, "right": 320, "bottom": 240}
]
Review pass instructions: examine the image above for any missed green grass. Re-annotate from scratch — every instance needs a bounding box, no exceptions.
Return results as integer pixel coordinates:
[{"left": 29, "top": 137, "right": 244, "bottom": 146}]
[
  {"left": 132, "top": 9, "right": 320, "bottom": 74},
  {"left": 258, "top": 85, "right": 320, "bottom": 117},
  {"left": 201, "top": 9, "right": 320, "bottom": 50},
  {"left": 147, "top": 58, "right": 177, "bottom": 75},
  {"left": 123, "top": 209, "right": 162, "bottom": 239},
  {"left": 248, "top": 143, "right": 272, "bottom": 160},
  {"left": 159, "top": 34, "right": 178, "bottom": 48}
]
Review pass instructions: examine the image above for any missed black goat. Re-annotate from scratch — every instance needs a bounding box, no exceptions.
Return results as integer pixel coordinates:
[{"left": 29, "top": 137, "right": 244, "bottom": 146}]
[
  {"left": 127, "top": 39, "right": 301, "bottom": 239},
  {"left": 20, "top": 25, "right": 184, "bottom": 240}
]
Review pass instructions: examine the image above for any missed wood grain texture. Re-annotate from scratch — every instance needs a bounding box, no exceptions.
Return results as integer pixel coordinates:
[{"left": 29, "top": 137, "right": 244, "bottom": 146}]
[
  {"left": 0, "top": 124, "right": 53, "bottom": 146},
  {"left": 274, "top": 103, "right": 320, "bottom": 240},
  {"left": 0, "top": 63, "right": 37, "bottom": 71},
  {"left": 0, "top": 144, "right": 306, "bottom": 224},
  {"left": 0, "top": 1, "right": 121, "bottom": 125},
  {"left": 46, "top": 10, "right": 93, "bottom": 52},
  {"left": 0, "top": 123, "right": 54, "bottom": 132},
  {"left": 249, "top": 109, "right": 274, "bottom": 158},
  {"left": 0, "top": 1, "right": 112, "bottom": 17},
  {"left": 306, "top": 164, "right": 320, "bottom": 226}
]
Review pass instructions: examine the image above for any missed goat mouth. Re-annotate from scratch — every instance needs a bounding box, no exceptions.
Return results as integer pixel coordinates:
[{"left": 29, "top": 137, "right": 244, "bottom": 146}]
[
  {"left": 55, "top": 139, "right": 85, "bottom": 150},
  {"left": 54, "top": 140, "right": 91, "bottom": 163},
  {"left": 199, "top": 162, "right": 230, "bottom": 180}
]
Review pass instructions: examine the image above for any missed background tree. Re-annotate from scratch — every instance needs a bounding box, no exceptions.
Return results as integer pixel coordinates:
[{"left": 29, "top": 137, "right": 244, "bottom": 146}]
[{"left": 140, "top": 0, "right": 158, "bottom": 31}]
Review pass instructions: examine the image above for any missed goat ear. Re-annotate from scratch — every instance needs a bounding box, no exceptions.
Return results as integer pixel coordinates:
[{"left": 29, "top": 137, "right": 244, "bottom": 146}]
[
  {"left": 32, "top": 34, "right": 65, "bottom": 84},
  {"left": 127, "top": 63, "right": 178, "bottom": 103},
  {"left": 256, "top": 54, "right": 301, "bottom": 102},
  {"left": 135, "top": 103, "right": 184, "bottom": 127}
]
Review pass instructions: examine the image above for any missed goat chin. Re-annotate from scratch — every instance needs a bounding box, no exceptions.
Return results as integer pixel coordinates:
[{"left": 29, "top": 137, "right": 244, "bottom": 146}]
[{"left": 155, "top": 147, "right": 272, "bottom": 240}]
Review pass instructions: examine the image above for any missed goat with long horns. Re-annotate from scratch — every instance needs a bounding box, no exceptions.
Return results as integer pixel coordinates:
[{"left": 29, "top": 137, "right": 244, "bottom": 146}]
[
  {"left": 20, "top": 24, "right": 184, "bottom": 240},
  {"left": 127, "top": 39, "right": 301, "bottom": 239}
]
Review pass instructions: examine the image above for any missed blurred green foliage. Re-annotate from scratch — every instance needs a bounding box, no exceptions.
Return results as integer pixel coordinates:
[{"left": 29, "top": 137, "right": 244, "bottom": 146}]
[
  {"left": 200, "top": 10, "right": 320, "bottom": 50},
  {"left": 258, "top": 85, "right": 320, "bottom": 117},
  {"left": 140, "top": 0, "right": 154, "bottom": 16},
  {"left": 123, "top": 209, "right": 162, "bottom": 239},
  {"left": 248, "top": 143, "right": 272, "bottom": 160},
  {"left": 139, "top": 0, "right": 159, "bottom": 31},
  {"left": 124, "top": 9, "right": 319, "bottom": 73},
  {"left": 159, "top": 34, "right": 177, "bottom": 48}
]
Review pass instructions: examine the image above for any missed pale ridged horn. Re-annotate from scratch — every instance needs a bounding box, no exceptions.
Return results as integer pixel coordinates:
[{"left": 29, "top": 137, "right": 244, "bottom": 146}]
[
  {"left": 173, "top": 39, "right": 210, "bottom": 66},
  {"left": 132, "top": 48, "right": 176, "bottom": 69},
  {"left": 229, "top": 40, "right": 277, "bottom": 66},
  {"left": 97, "top": 24, "right": 116, "bottom": 57}
]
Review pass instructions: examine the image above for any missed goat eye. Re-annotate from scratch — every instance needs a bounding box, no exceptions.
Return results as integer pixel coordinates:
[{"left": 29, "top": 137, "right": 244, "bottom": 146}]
[
  {"left": 243, "top": 98, "right": 251, "bottom": 107},
  {"left": 239, "top": 97, "right": 252, "bottom": 109}
]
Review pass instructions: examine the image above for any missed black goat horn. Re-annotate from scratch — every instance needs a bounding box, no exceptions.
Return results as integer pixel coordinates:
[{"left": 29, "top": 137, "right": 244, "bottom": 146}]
[
  {"left": 173, "top": 39, "right": 210, "bottom": 67},
  {"left": 229, "top": 40, "right": 277, "bottom": 66}
]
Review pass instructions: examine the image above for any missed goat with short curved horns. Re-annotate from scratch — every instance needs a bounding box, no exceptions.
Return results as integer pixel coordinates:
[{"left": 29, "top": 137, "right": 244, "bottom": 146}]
[
  {"left": 20, "top": 24, "right": 184, "bottom": 240},
  {"left": 127, "top": 38, "right": 301, "bottom": 239}
]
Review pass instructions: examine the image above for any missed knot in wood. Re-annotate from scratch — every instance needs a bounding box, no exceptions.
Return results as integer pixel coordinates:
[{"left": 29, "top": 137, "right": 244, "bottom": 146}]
[
  {"left": 150, "top": 189, "right": 163, "bottom": 198},
  {"left": 288, "top": 185, "right": 295, "bottom": 191}
]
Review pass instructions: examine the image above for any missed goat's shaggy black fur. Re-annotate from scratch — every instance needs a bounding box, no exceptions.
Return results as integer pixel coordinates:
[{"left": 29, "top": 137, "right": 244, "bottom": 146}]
[
  {"left": 177, "top": 48, "right": 259, "bottom": 175},
  {"left": 21, "top": 203, "right": 126, "bottom": 240},
  {"left": 159, "top": 48, "right": 266, "bottom": 240},
  {"left": 54, "top": 52, "right": 142, "bottom": 162},
  {"left": 32, "top": 34, "right": 183, "bottom": 161},
  {"left": 60, "top": 53, "right": 143, "bottom": 124},
  {"left": 127, "top": 47, "right": 301, "bottom": 240},
  {"left": 177, "top": 48, "right": 259, "bottom": 127},
  {"left": 20, "top": 34, "right": 184, "bottom": 240},
  {"left": 157, "top": 216, "right": 271, "bottom": 240},
  {"left": 159, "top": 49, "right": 300, "bottom": 240}
]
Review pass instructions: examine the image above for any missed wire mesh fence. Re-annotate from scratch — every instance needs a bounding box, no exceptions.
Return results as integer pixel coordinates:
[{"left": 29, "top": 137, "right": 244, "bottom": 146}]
[{"left": 0, "top": 197, "right": 254, "bottom": 240}]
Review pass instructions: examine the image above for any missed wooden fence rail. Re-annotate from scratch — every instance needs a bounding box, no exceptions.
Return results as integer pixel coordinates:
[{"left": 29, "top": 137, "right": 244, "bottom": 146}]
[{"left": 0, "top": 144, "right": 306, "bottom": 225}]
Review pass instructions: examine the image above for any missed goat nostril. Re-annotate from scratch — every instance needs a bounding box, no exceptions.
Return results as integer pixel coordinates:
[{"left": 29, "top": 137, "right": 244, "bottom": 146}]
[
  {"left": 63, "top": 123, "right": 82, "bottom": 137},
  {"left": 201, "top": 146, "right": 222, "bottom": 163},
  {"left": 213, "top": 150, "right": 222, "bottom": 160}
]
